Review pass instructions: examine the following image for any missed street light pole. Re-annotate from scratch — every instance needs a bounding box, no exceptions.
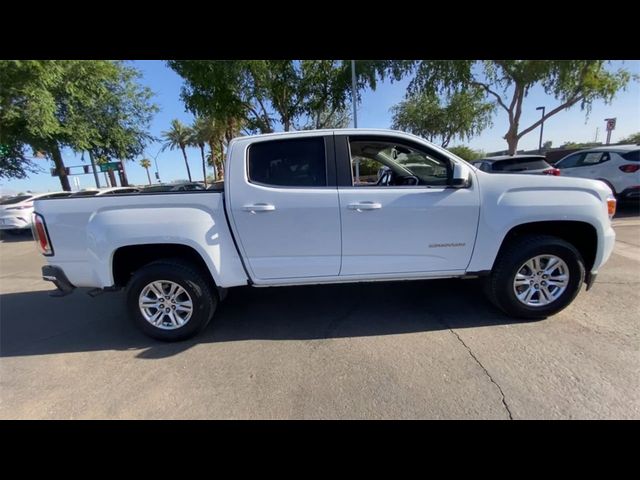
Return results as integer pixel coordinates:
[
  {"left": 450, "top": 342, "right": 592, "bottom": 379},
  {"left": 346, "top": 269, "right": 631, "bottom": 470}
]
[
  {"left": 351, "top": 60, "right": 358, "bottom": 128},
  {"left": 150, "top": 148, "right": 163, "bottom": 183},
  {"left": 536, "top": 106, "right": 545, "bottom": 153}
]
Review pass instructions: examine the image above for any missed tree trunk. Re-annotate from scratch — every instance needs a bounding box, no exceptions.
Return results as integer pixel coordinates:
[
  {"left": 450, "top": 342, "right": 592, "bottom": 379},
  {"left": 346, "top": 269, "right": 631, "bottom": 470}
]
[
  {"left": 208, "top": 140, "right": 217, "bottom": 182},
  {"left": 119, "top": 160, "right": 129, "bottom": 186},
  {"left": 218, "top": 140, "right": 225, "bottom": 179},
  {"left": 51, "top": 143, "right": 71, "bottom": 191},
  {"left": 200, "top": 144, "right": 207, "bottom": 187},
  {"left": 505, "top": 130, "right": 519, "bottom": 155},
  {"left": 145, "top": 167, "right": 151, "bottom": 185},
  {"left": 181, "top": 146, "right": 192, "bottom": 181},
  {"left": 108, "top": 169, "right": 118, "bottom": 187}
]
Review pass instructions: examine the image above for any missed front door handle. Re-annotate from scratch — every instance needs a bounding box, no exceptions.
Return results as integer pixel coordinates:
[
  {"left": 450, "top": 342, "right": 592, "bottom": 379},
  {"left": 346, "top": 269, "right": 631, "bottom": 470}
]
[
  {"left": 348, "top": 202, "right": 382, "bottom": 212},
  {"left": 243, "top": 203, "right": 276, "bottom": 213}
]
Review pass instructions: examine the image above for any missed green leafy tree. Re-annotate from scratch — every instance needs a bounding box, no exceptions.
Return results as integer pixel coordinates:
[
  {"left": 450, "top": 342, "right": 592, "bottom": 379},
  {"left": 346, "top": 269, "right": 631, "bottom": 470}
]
[
  {"left": 619, "top": 132, "right": 640, "bottom": 144},
  {"left": 542, "top": 140, "right": 553, "bottom": 150},
  {"left": 560, "top": 141, "right": 603, "bottom": 150},
  {"left": 391, "top": 89, "right": 494, "bottom": 147},
  {"left": 0, "top": 141, "right": 39, "bottom": 180},
  {"left": 446, "top": 145, "right": 485, "bottom": 162},
  {"left": 190, "top": 117, "right": 209, "bottom": 186},
  {"left": 162, "top": 119, "right": 193, "bottom": 182},
  {"left": 191, "top": 116, "right": 227, "bottom": 183},
  {"left": 397, "top": 60, "right": 634, "bottom": 154},
  {"left": 167, "top": 60, "right": 394, "bottom": 134},
  {"left": 0, "top": 60, "right": 156, "bottom": 189},
  {"left": 139, "top": 158, "right": 152, "bottom": 185}
]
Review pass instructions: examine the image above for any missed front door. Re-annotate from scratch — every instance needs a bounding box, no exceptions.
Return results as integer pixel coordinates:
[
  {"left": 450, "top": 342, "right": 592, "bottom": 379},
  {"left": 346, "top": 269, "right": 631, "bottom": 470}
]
[
  {"left": 336, "top": 135, "right": 480, "bottom": 276},
  {"left": 228, "top": 134, "right": 341, "bottom": 280}
]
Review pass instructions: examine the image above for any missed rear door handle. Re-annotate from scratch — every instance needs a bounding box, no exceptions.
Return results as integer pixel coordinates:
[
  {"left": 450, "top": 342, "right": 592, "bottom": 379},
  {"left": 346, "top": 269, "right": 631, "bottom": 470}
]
[
  {"left": 243, "top": 203, "right": 276, "bottom": 213},
  {"left": 348, "top": 202, "right": 382, "bottom": 211}
]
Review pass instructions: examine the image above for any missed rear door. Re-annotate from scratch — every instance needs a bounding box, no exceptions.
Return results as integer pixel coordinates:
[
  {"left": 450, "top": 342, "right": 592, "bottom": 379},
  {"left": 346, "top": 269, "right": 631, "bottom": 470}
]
[
  {"left": 556, "top": 151, "right": 607, "bottom": 179},
  {"left": 335, "top": 134, "right": 480, "bottom": 276},
  {"left": 228, "top": 134, "right": 341, "bottom": 280}
]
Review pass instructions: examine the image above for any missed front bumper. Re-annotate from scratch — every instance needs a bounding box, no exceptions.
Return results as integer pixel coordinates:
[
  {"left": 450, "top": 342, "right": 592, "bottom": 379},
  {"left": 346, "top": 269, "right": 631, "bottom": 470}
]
[{"left": 42, "top": 265, "right": 76, "bottom": 297}]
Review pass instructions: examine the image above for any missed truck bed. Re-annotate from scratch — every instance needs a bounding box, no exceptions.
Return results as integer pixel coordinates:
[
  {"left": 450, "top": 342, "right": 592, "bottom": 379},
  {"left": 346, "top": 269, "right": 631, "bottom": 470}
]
[{"left": 34, "top": 190, "right": 248, "bottom": 289}]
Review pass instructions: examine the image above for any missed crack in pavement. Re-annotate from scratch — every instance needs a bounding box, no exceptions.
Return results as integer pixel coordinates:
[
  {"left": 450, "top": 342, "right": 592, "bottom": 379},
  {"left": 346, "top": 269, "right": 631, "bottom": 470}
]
[{"left": 447, "top": 327, "right": 513, "bottom": 420}]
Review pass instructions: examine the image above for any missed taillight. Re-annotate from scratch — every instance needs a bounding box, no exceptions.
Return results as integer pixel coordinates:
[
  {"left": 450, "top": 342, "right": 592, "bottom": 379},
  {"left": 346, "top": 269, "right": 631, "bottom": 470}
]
[
  {"left": 31, "top": 213, "right": 53, "bottom": 256},
  {"left": 607, "top": 197, "right": 617, "bottom": 218},
  {"left": 619, "top": 164, "right": 640, "bottom": 173},
  {"left": 543, "top": 168, "right": 561, "bottom": 176}
]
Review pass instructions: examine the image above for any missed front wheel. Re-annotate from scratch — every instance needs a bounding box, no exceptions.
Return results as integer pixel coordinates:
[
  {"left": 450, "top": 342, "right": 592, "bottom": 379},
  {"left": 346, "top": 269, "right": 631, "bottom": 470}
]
[
  {"left": 485, "top": 235, "right": 585, "bottom": 319},
  {"left": 126, "top": 259, "right": 217, "bottom": 341}
]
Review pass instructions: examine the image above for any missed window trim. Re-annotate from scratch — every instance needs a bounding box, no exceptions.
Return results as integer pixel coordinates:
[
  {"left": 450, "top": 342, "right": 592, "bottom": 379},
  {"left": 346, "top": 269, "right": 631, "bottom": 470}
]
[
  {"left": 335, "top": 134, "right": 453, "bottom": 188},
  {"left": 245, "top": 135, "right": 336, "bottom": 189}
]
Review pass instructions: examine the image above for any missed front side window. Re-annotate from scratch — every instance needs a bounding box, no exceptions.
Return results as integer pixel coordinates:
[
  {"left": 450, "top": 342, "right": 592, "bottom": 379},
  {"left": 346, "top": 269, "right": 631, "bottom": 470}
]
[
  {"left": 348, "top": 139, "right": 450, "bottom": 187},
  {"left": 556, "top": 153, "right": 583, "bottom": 169},
  {"left": 248, "top": 137, "right": 327, "bottom": 187}
]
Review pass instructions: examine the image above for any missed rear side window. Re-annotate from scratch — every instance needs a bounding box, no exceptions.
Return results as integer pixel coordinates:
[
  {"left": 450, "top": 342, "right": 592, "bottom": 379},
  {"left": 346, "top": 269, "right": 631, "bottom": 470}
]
[
  {"left": 248, "top": 137, "right": 327, "bottom": 187},
  {"left": 491, "top": 158, "right": 551, "bottom": 172},
  {"left": 622, "top": 150, "right": 640, "bottom": 162}
]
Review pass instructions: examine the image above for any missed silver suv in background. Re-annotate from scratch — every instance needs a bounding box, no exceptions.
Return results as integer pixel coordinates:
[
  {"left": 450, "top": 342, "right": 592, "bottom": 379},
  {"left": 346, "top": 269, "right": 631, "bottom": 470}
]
[{"left": 472, "top": 155, "right": 560, "bottom": 176}]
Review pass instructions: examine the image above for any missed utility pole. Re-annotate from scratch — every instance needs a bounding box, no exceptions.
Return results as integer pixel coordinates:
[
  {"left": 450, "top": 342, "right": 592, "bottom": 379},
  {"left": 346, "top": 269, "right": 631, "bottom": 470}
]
[
  {"left": 351, "top": 60, "right": 357, "bottom": 128},
  {"left": 536, "top": 106, "right": 545, "bottom": 153},
  {"left": 594, "top": 127, "right": 599, "bottom": 143}
]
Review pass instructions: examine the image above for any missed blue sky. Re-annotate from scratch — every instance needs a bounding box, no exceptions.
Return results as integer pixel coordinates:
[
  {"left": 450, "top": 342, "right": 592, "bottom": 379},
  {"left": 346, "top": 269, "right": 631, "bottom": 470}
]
[{"left": 2, "top": 60, "right": 638, "bottom": 194}]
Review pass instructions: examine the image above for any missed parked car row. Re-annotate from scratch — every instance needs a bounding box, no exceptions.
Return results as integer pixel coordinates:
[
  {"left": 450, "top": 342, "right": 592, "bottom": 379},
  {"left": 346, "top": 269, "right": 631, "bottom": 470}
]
[
  {"left": 0, "top": 182, "right": 211, "bottom": 235},
  {"left": 468, "top": 145, "right": 639, "bottom": 203}
]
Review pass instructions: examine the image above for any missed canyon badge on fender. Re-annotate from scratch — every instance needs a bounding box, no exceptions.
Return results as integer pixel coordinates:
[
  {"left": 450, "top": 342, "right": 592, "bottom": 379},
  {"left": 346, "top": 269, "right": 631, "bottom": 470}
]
[{"left": 429, "top": 242, "right": 466, "bottom": 248}]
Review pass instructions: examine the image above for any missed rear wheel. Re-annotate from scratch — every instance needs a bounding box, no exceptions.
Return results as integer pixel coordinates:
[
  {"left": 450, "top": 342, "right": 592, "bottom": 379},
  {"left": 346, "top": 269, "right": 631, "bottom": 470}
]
[
  {"left": 126, "top": 259, "right": 217, "bottom": 341},
  {"left": 485, "top": 235, "right": 585, "bottom": 319}
]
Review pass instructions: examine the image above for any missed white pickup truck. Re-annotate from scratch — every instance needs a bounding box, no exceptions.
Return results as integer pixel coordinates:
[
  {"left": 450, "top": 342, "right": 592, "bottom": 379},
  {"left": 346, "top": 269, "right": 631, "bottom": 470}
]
[{"left": 33, "top": 129, "right": 617, "bottom": 341}]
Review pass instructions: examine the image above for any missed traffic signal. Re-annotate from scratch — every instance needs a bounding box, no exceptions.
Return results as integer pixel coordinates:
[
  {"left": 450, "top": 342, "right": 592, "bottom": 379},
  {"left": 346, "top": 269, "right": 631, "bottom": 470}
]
[{"left": 83, "top": 165, "right": 90, "bottom": 174}]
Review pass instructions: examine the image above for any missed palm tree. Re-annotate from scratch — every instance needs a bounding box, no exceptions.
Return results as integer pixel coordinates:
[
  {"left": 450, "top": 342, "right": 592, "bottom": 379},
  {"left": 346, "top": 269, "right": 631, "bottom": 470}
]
[
  {"left": 192, "top": 116, "right": 226, "bottom": 181},
  {"left": 139, "top": 158, "right": 152, "bottom": 185},
  {"left": 161, "top": 119, "right": 193, "bottom": 182},
  {"left": 191, "top": 117, "right": 213, "bottom": 186}
]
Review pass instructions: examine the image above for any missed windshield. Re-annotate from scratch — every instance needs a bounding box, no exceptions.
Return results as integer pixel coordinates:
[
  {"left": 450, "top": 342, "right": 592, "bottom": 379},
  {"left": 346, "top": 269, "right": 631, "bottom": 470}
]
[{"left": 0, "top": 195, "right": 33, "bottom": 205}]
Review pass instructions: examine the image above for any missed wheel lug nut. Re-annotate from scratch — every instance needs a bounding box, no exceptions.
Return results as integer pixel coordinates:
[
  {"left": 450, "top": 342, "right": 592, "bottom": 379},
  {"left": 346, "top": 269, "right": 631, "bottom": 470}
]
[
  {"left": 165, "top": 308, "right": 170, "bottom": 313},
  {"left": 160, "top": 304, "right": 164, "bottom": 308},
  {"left": 172, "top": 305, "right": 176, "bottom": 309},
  {"left": 534, "top": 284, "right": 539, "bottom": 289}
]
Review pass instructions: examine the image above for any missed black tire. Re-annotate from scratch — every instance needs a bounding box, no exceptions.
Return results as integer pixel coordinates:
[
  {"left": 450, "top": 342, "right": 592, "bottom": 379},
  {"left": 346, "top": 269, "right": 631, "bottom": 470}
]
[
  {"left": 126, "top": 258, "right": 217, "bottom": 341},
  {"left": 485, "top": 234, "right": 585, "bottom": 319}
]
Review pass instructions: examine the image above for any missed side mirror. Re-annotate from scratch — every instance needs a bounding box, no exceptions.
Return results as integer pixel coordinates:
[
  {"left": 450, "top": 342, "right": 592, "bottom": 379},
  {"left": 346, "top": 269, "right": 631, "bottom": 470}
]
[{"left": 450, "top": 162, "right": 472, "bottom": 188}]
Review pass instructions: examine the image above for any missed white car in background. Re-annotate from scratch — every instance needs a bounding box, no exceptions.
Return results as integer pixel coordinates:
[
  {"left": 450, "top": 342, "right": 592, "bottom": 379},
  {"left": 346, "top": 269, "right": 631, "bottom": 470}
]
[
  {"left": 69, "top": 187, "right": 141, "bottom": 197},
  {"left": 0, "top": 192, "right": 71, "bottom": 234},
  {"left": 554, "top": 145, "right": 640, "bottom": 202}
]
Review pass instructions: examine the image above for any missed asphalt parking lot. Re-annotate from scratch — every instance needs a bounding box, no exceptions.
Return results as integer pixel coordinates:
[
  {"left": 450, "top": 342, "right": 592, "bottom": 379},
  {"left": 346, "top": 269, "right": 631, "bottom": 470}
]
[{"left": 1, "top": 208, "right": 639, "bottom": 419}]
